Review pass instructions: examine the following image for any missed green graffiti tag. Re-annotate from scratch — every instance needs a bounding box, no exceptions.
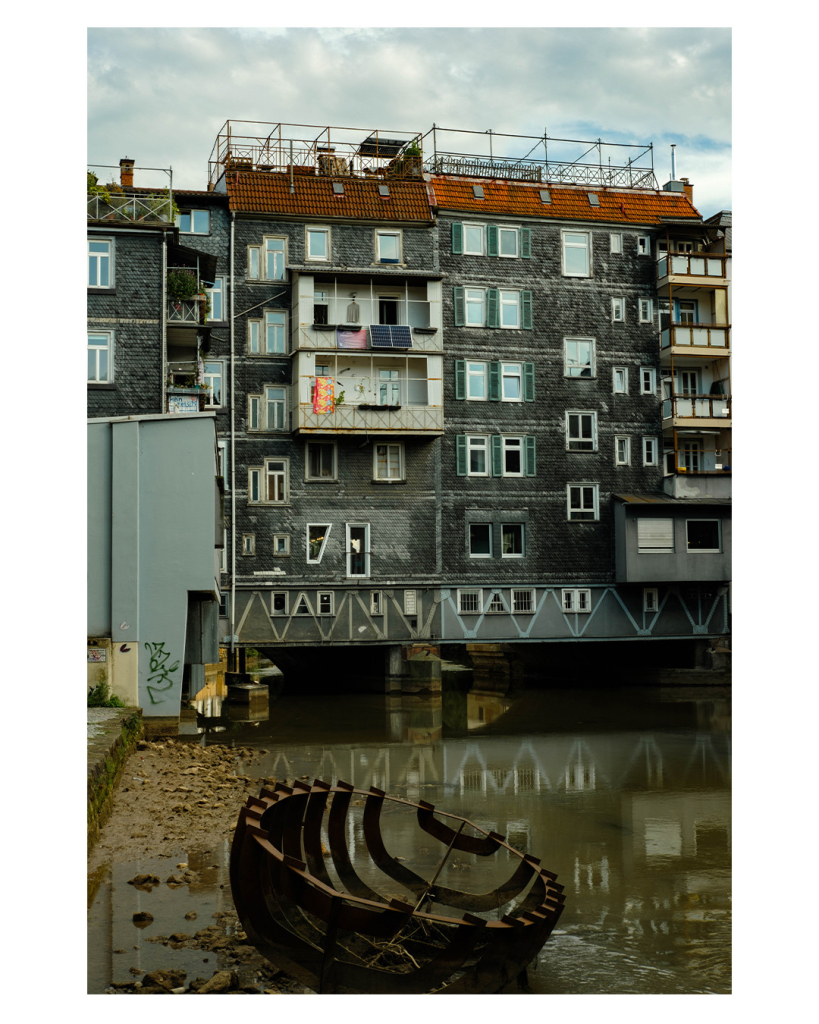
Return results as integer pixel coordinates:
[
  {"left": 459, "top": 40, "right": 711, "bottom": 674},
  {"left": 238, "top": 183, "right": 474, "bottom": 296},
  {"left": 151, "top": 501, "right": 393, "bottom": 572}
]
[{"left": 144, "top": 641, "right": 179, "bottom": 704}]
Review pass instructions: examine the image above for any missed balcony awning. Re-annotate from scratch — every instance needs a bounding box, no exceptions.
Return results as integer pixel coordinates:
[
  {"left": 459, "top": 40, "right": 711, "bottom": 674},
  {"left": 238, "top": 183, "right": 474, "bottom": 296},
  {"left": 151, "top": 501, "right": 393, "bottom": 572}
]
[{"left": 168, "top": 242, "right": 218, "bottom": 285}]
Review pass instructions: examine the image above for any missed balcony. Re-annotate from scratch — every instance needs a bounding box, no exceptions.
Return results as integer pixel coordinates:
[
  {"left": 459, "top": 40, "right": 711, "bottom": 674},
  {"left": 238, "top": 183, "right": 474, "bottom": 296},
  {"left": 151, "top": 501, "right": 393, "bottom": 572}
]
[
  {"left": 657, "top": 252, "right": 728, "bottom": 288},
  {"left": 662, "top": 394, "right": 731, "bottom": 427},
  {"left": 87, "top": 192, "right": 174, "bottom": 224},
  {"left": 661, "top": 323, "right": 730, "bottom": 354}
]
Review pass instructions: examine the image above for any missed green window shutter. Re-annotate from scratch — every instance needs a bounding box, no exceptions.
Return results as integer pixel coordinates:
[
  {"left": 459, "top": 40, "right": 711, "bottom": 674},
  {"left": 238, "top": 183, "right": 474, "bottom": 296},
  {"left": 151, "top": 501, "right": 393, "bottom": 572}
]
[
  {"left": 491, "top": 436, "right": 503, "bottom": 477},
  {"left": 521, "top": 290, "right": 533, "bottom": 330},
  {"left": 489, "top": 362, "right": 501, "bottom": 401},
  {"left": 525, "top": 436, "right": 537, "bottom": 476},
  {"left": 453, "top": 287, "right": 465, "bottom": 326},
  {"left": 455, "top": 359, "right": 466, "bottom": 400},
  {"left": 456, "top": 435, "right": 467, "bottom": 476},
  {"left": 521, "top": 228, "right": 532, "bottom": 258},
  {"left": 486, "top": 288, "right": 500, "bottom": 328},
  {"left": 487, "top": 224, "right": 499, "bottom": 257},
  {"left": 524, "top": 362, "right": 535, "bottom": 402},
  {"left": 451, "top": 222, "right": 463, "bottom": 254}
]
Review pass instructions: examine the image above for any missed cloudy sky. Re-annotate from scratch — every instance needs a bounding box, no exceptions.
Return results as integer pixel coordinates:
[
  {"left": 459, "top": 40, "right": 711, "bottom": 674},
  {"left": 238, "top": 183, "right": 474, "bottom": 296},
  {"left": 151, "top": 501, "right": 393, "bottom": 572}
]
[{"left": 87, "top": 26, "right": 731, "bottom": 215}]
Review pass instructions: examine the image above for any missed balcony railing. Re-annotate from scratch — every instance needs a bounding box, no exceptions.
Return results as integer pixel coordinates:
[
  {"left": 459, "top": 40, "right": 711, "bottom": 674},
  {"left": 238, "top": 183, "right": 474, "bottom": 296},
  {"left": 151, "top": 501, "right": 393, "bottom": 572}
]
[
  {"left": 661, "top": 324, "right": 730, "bottom": 350},
  {"left": 665, "top": 449, "right": 732, "bottom": 475},
  {"left": 87, "top": 192, "right": 174, "bottom": 224},
  {"left": 657, "top": 252, "right": 727, "bottom": 280},
  {"left": 662, "top": 394, "right": 731, "bottom": 420},
  {"left": 298, "top": 372, "right": 442, "bottom": 433},
  {"left": 167, "top": 298, "right": 203, "bottom": 323}
]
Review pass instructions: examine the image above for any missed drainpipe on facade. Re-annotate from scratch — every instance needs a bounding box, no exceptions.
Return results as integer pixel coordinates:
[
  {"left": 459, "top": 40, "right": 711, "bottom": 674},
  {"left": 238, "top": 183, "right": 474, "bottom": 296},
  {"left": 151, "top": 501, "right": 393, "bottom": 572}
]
[
  {"left": 229, "top": 212, "right": 237, "bottom": 670},
  {"left": 161, "top": 235, "right": 167, "bottom": 411}
]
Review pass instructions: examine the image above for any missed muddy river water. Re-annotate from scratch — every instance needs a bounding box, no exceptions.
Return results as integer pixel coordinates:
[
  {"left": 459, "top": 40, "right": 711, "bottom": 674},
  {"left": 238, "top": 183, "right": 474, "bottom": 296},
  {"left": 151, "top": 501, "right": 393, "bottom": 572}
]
[{"left": 88, "top": 681, "right": 730, "bottom": 994}]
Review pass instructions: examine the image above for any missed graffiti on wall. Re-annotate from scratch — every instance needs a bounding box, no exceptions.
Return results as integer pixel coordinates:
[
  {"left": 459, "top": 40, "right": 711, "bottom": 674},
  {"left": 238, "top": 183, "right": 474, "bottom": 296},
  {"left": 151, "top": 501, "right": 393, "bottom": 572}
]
[{"left": 144, "top": 641, "right": 179, "bottom": 704}]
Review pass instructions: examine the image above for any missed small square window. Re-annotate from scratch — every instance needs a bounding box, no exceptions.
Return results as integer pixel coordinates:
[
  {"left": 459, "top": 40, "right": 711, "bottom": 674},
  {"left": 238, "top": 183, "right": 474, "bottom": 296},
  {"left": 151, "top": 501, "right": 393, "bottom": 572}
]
[
  {"left": 512, "top": 588, "right": 534, "bottom": 613},
  {"left": 562, "top": 588, "right": 592, "bottom": 613},
  {"left": 638, "top": 518, "right": 674, "bottom": 551},
  {"left": 177, "top": 209, "right": 210, "bottom": 234},
  {"left": 565, "top": 338, "right": 595, "bottom": 377},
  {"left": 378, "top": 184, "right": 390, "bottom": 197},
  {"left": 306, "top": 227, "right": 330, "bottom": 261},
  {"left": 567, "top": 484, "right": 599, "bottom": 521},
  {"left": 271, "top": 592, "right": 289, "bottom": 615},
  {"left": 469, "top": 523, "right": 492, "bottom": 558},
  {"left": 637, "top": 235, "right": 651, "bottom": 255},
  {"left": 472, "top": 185, "right": 484, "bottom": 199},
  {"left": 374, "top": 443, "right": 404, "bottom": 481},
  {"left": 458, "top": 589, "right": 483, "bottom": 614},
  {"left": 566, "top": 412, "right": 597, "bottom": 452},
  {"left": 539, "top": 189, "right": 551, "bottom": 204},
  {"left": 318, "top": 592, "right": 335, "bottom": 615},
  {"left": 273, "top": 534, "right": 290, "bottom": 556},
  {"left": 332, "top": 182, "right": 344, "bottom": 195},
  {"left": 488, "top": 592, "right": 506, "bottom": 613},
  {"left": 587, "top": 193, "right": 600, "bottom": 206},
  {"left": 687, "top": 520, "right": 721, "bottom": 552}
]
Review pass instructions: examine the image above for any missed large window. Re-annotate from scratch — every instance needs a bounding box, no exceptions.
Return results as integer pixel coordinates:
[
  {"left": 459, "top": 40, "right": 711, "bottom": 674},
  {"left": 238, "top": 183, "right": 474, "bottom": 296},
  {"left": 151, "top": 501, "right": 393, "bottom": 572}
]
[
  {"left": 452, "top": 222, "right": 531, "bottom": 258},
  {"left": 248, "top": 237, "right": 287, "bottom": 281},
  {"left": 499, "top": 290, "right": 521, "bottom": 328},
  {"left": 374, "top": 443, "right": 404, "bottom": 481},
  {"left": 512, "top": 588, "right": 534, "bottom": 612},
  {"left": 88, "top": 239, "right": 112, "bottom": 288},
  {"left": 469, "top": 523, "right": 492, "bottom": 558},
  {"left": 565, "top": 338, "right": 595, "bottom": 377},
  {"left": 306, "top": 442, "right": 336, "bottom": 480},
  {"left": 177, "top": 210, "right": 210, "bottom": 234},
  {"left": 562, "top": 231, "right": 591, "bottom": 276},
  {"left": 248, "top": 458, "right": 288, "bottom": 504},
  {"left": 248, "top": 386, "right": 287, "bottom": 431},
  {"left": 687, "top": 520, "right": 721, "bottom": 552},
  {"left": 562, "top": 588, "right": 592, "bottom": 612},
  {"left": 566, "top": 412, "right": 597, "bottom": 451},
  {"left": 88, "top": 331, "right": 113, "bottom": 383},
  {"left": 346, "top": 524, "right": 370, "bottom": 578},
  {"left": 457, "top": 434, "right": 536, "bottom": 476},
  {"left": 306, "top": 226, "right": 330, "bottom": 262},
  {"left": 455, "top": 360, "right": 535, "bottom": 402},
  {"left": 458, "top": 589, "right": 483, "bottom": 614},
  {"left": 454, "top": 287, "right": 532, "bottom": 329},
  {"left": 248, "top": 310, "right": 287, "bottom": 355},
  {"left": 567, "top": 484, "right": 599, "bottom": 521}
]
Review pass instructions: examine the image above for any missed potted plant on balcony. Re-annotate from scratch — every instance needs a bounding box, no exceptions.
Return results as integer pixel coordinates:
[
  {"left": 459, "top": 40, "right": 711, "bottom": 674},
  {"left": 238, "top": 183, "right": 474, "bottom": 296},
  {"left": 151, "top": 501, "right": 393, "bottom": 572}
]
[{"left": 167, "top": 268, "right": 199, "bottom": 300}]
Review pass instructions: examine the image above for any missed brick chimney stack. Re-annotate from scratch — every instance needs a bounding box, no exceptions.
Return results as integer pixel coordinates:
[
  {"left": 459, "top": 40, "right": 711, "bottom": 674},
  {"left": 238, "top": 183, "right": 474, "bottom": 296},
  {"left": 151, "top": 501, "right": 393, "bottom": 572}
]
[
  {"left": 680, "top": 177, "right": 693, "bottom": 202},
  {"left": 120, "top": 158, "right": 135, "bottom": 187}
]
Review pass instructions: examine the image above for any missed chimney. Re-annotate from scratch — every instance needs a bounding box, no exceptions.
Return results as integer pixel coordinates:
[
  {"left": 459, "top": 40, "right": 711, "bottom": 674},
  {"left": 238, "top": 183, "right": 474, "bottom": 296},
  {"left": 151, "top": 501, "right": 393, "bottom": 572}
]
[
  {"left": 680, "top": 177, "right": 693, "bottom": 202},
  {"left": 120, "top": 158, "right": 135, "bottom": 187}
]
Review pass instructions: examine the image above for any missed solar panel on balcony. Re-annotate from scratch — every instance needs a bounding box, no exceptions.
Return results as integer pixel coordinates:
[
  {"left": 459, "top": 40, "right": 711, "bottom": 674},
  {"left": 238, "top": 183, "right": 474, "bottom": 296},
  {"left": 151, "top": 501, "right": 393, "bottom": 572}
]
[{"left": 369, "top": 325, "right": 412, "bottom": 349}]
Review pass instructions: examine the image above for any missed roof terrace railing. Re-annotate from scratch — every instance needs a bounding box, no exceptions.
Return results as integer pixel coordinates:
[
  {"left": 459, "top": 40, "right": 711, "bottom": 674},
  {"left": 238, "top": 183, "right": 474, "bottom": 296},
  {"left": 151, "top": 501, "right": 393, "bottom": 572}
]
[{"left": 87, "top": 192, "right": 175, "bottom": 224}]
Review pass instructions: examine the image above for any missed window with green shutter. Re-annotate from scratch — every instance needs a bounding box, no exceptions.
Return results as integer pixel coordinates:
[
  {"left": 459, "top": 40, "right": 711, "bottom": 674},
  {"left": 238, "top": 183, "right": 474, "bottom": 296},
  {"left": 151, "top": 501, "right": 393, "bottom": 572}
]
[
  {"left": 454, "top": 359, "right": 466, "bottom": 399},
  {"left": 521, "top": 228, "right": 532, "bottom": 259},
  {"left": 486, "top": 288, "right": 500, "bottom": 328},
  {"left": 491, "top": 435, "right": 503, "bottom": 476},
  {"left": 525, "top": 436, "right": 537, "bottom": 476},
  {"left": 524, "top": 362, "right": 535, "bottom": 402},
  {"left": 488, "top": 362, "right": 501, "bottom": 401},
  {"left": 453, "top": 286, "right": 465, "bottom": 326},
  {"left": 451, "top": 222, "right": 464, "bottom": 255},
  {"left": 456, "top": 435, "right": 467, "bottom": 476},
  {"left": 521, "top": 291, "right": 533, "bottom": 330},
  {"left": 487, "top": 224, "right": 499, "bottom": 257}
]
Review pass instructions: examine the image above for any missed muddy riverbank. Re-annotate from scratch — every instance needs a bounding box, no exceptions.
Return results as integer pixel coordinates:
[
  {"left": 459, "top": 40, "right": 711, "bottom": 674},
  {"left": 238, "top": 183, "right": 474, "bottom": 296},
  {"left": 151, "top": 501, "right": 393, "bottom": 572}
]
[{"left": 87, "top": 737, "right": 310, "bottom": 994}]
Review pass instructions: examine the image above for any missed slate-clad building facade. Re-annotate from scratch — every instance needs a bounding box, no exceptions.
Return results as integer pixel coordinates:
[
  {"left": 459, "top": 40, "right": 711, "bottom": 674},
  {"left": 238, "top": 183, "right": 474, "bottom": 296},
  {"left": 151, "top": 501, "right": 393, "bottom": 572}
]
[{"left": 89, "top": 125, "right": 731, "bottom": 674}]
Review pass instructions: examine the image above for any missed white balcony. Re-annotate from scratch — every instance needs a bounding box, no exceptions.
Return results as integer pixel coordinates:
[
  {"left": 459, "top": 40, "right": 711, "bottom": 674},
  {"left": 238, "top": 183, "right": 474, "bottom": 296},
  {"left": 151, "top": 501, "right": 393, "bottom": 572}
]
[
  {"left": 662, "top": 394, "right": 731, "bottom": 425},
  {"left": 660, "top": 323, "right": 730, "bottom": 352},
  {"left": 657, "top": 252, "right": 728, "bottom": 287}
]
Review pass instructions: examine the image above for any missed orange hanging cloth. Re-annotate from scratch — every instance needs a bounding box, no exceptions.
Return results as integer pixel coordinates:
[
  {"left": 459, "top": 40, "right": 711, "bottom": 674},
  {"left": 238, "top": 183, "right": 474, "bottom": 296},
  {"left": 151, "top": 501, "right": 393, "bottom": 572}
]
[{"left": 313, "top": 376, "right": 334, "bottom": 414}]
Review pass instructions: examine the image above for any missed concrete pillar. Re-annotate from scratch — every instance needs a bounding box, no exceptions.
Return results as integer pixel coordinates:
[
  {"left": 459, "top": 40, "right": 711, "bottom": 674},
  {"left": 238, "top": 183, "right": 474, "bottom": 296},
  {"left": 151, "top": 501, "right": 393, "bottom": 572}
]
[{"left": 467, "top": 643, "right": 512, "bottom": 693}]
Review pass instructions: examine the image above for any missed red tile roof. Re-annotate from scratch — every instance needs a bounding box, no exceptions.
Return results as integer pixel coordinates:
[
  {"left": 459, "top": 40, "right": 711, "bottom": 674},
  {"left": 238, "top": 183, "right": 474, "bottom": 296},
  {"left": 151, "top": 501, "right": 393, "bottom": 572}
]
[
  {"left": 428, "top": 175, "right": 701, "bottom": 225},
  {"left": 225, "top": 171, "right": 434, "bottom": 223}
]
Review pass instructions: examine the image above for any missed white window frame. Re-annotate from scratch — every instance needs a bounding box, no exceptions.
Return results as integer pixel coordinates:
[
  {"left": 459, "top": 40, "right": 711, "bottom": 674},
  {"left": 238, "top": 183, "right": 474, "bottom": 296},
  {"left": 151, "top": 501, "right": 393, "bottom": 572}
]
[
  {"left": 466, "top": 435, "right": 490, "bottom": 476},
  {"left": 177, "top": 209, "right": 210, "bottom": 234},
  {"left": 609, "top": 233, "right": 623, "bottom": 254},
  {"left": 305, "top": 441, "right": 337, "bottom": 481},
  {"left": 567, "top": 484, "right": 599, "bottom": 521},
  {"left": 203, "top": 360, "right": 224, "bottom": 407},
  {"left": 307, "top": 524, "right": 332, "bottom": 564},
  {"left": 639, "top": 297, "right": 653, "bottom": 324},
  {"left": 248, "top": 319, "right": 261, "bottom": 354},
  {"left": 264, "top": 310, "right": 287, "bottom": 355},
  {"left": 273, "top": 534, "right": 290, "bottom": 556},
  {"left": 248, "top": 458, "right": 289, "bottom": 505},
  {"left": 467, "top": 361, "right": 488, "bottom": 400},
  {"left": 346, "top": 523, "right": 371, "bottom": 579},
  {"left": 637, "top": 234, "right": 651, "bottom": 256},
  {"left": 501, "top": 362, "right": 524, "bottom": 401},
  {"left": 247, "top": 386, "right": 286, "bottom": 431},
  {"left": 88, "top": 330, "right": 113, "bottom": 383},
  {"left": 499, "top": 290, "right": 521, "bottom": 329},
  {"left": 686, "top": 519, "right": 722, "bottom": 553},
  {"left": 374, "top": 443, "right": 404, "bottom": 481},
  {"left": 511, "top": 588, "right": 534, "bottom": 613},
  {"left": 88, "top": 238, "right": 113, "bottom": 288},
  {"left": 562, "top": 230, "right": 591, "bottom": 277},
  {"left": 562, "top": 588, "right": 592, "bottom": 613},
  {"left": 498, "top": 226, "right": 520, "bottom": 258},
  {"left": 502, "top": 523, "right": 525, "bottom": 558},
  {"left": 370, "top": 591, "right": 383, "bottom": 615},
  {"left": 293, "top": 593, "right": 313, "bottom": 616},
  {"left": 271, "top": 592, "right": 289, "bottom": 616},
  {"left": 242, "top": 533, "right": 256, "bottom": 555},
  {"left": 642, "top": 437, "right": 658, "bottom": 466},
  {"left": 463, "top": 223, "right": 485, "bottom": 255},
  {"left": 217, "top": 440, "right": 227, "bottom": 482},
  {"left": 375, "top": 229, "right": 402, "bottom": 264},
  {"left": 457, "top": 588, "right": 483, "bottom": 615},
  {"left": 306, "top": 225, "right": 331, "bottom": 262},
  {"left": 564, "top": 337, "right": 596, "bottom": 378},
  {"left": 502, "top": 437, "right": 525, "bottom": 477},
  {"left": 613, "top": 367, "right": 628, "bottom": 394},
  {"left": 615, "top": 436, "right": 631, "bottom": 466},
  {"left": 318, "top": 591, "right": 335, "bottom": 615},
  {"left": 264, "top": 237, "right": 287, "bottom": 280},
  {"left": 566, "top": 412, "right": 598, "bottom": 452},
  {"left": 206, "top": 276, "right": 224, "bottom": 321},
  {"left": 611, "top": 297, "right": 625, "bottom": 322},
  {"left": 465, "top": 287, "right": 486, "bottom": 326},
  {"left": 643, "top": 588, "right": 659, "bottom": 614},
  {"left": 640, "top": 367, "right": 657, "bottom": 395},
  {"left": 468, "top": 523, "right": 493, "bottom": 559}
]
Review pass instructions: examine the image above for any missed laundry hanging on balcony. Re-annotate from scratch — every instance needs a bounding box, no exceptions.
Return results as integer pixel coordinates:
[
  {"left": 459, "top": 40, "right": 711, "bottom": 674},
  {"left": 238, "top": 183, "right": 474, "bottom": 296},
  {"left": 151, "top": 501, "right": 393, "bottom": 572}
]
[
  {"left": 337, "top": 328, "right": 367, "bottom": 350},
  {"left": 313, "top": 376, "right": 334, "bottom": 414}
]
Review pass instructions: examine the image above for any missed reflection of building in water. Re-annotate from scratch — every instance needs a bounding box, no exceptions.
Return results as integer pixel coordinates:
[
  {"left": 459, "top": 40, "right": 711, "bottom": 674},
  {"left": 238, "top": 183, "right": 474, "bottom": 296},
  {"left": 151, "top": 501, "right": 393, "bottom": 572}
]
[
  {"left": 386, "top": 693, "right": 442, "bottom": 744},
  {"left": 466, "top": 692, "right": 513, "bottom": 730}
]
